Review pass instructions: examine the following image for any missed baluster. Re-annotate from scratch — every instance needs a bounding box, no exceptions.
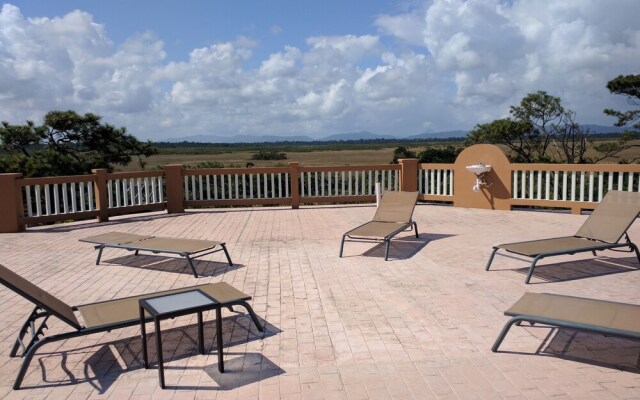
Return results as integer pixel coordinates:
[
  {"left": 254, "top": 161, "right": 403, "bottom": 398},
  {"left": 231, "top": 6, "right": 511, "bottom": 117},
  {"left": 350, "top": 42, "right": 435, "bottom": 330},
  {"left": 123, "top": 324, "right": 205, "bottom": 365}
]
[
  {"left": 213, "top": 175, "right": 218, "bottom": 200},
  {"left": 579, "top": 172, "right": 585, "bottom": 202},
  {"left": 545, "top": 172, "right": 550, "bottom": 200},
  {"left": 513, "top": 171, "right": 519, "bottom": 198},
  {"left": 235, "top": 174, "right": 240, "bottom": 199},
  {"left": 206, "top": 175, "right": 211, "bottom": 200},
  {"left": 79, "top": 182, "right": 86, "bottom": 212},
  {"left": 44, "top": 184, "right": 51, "bottom": 215},
  {"left": 220, "top": 175, "right": 226, "bottom": 199},
  {"left": 570, "top": 172, "right": 576, "bottom": 201},
  {"left": 249, "top": 174, "right": 254, "bottom": 199},
  {"left": 198, "top": 175, "right": 204, "bottom": 201},
  {"left": 588, "top": 172, "right": 594, "bottom": 202},
  {"left": 158, "top": 177, "right": 164, "bottom": 203},
  {"left": 25, "top": 186, "right": 33, "bottom": 217},
  {"left": 618, "top": 172, "right": 624, "bottom": 190},
  {"left": 284, "top": 173, "right": 289, "bottom": 198},
  {"left": 35, "top": 185, "right": 42, "bottom": 216},
  {"left": 353, "top": 171, "right": 358, "bottom": 195},
  {"left": 562, "top": 172, "right": 567, "bottom": 201},
  {"left": 53, "top": 184, "right": 60, "bottom": 215},
  {"left": 88, "top": 182, "right": 94, "bottom": 211},
  {"left": 151, "top": 178, "right": 157, "bottom": 203},
  {"left": 608, "top": 172, "right": 614, "bottom": 191},
  {"left": 598, "top": 172, "right": 604, "bottom": 201},
  {"left": 129, "top": 179, "right": 135, "bottom": 205},
  {"left": 77, "top": 182, "right": 83, "bottom": 212},
  {"left": 361, "top": 171, "right": 366, "bottom": 194},
  {"left": 321, "top": 172, "right": 325, "bottom": 197}
]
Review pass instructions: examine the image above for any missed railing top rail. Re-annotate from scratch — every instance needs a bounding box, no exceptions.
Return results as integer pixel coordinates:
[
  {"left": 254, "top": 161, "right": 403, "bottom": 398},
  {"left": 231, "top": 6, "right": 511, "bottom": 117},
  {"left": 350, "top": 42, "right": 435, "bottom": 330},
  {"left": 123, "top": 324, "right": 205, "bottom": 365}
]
[
  {"left": 19, "top": 175, "right": 95, "bottom": 186},
  {"left": 511, "top": 163, "right": 640, "bottom": 172},
  {"left": 299, "top": 164, "right": 400, "bottom": 172},
  {"left": 107, "top": 170, "right": 165, "bottom": 179},
  {"left": 418, "top": 163, "right": 455, "bottom": 170},
  {"left": 184, "top": 166, "right": 291, "bottom": 176}
]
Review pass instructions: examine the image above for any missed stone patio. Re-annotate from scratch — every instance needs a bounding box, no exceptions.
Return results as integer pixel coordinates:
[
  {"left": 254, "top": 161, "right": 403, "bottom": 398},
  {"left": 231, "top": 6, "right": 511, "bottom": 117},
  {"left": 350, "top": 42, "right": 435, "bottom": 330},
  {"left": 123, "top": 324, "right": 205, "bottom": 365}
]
[{"left": 0, "top": 204, "right": 639, "bottom": 399}]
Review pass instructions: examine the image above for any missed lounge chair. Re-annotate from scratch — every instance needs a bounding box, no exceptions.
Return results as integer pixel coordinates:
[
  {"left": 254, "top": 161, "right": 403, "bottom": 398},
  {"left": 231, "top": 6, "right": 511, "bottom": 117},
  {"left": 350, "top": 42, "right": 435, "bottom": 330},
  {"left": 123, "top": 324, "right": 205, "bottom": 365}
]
[
  {"left": 80, "top": 232, "right": 233, "bottom": 277},
  {"left": 492, "top": 292, "right": 640, "bottom": 354},
  {"left": 0, "top": 263, "right": 263, "bottom": 390},
  {"left": 486, "top": 190, "right": 640, "bottom": 283},
  {"left": 339, "top": 191, "right": 419, "bottom": 260}
]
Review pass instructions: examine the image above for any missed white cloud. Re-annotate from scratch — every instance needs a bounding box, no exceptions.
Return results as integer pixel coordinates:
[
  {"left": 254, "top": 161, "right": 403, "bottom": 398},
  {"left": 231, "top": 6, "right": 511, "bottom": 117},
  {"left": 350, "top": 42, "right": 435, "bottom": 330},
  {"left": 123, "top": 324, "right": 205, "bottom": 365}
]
[{"left": 1, "top": 1, "right": 639, "bottom": 140}]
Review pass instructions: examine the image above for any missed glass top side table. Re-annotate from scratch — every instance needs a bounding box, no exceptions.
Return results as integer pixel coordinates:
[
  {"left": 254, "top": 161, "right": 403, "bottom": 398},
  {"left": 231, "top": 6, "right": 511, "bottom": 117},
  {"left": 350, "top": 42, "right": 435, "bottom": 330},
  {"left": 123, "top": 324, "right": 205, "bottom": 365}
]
[{"left": 139, "top": 289, "right": 223, "bottom": 388}]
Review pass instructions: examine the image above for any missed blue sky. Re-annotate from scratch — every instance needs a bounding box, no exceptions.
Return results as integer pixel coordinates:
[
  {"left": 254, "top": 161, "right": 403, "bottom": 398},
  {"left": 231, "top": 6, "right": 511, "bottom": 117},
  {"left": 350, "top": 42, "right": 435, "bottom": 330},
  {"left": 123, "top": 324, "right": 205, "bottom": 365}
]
[{"left": 1, "top": 0, "right": 639, "bottom": 140}]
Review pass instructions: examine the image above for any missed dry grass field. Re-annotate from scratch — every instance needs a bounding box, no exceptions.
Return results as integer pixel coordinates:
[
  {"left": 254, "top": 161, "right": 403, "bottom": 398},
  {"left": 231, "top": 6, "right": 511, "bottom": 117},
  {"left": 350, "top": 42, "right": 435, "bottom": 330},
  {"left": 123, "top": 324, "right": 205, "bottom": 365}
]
[{"left": 116, "top": 139, "right": 640, "bottom": 172}]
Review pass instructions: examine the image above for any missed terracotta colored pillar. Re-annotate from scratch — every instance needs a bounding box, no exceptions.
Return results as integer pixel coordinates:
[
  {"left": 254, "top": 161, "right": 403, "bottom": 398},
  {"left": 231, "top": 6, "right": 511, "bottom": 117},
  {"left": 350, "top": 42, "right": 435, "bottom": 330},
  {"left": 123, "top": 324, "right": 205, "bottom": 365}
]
[
  {"left": 453, "top": 144, "right": 511, "bottom": 210},
  {"left": 398, "top": 158, "right": 418, "bottom": 192},
  {"left": 164, "top": 164, "right": 185, "bottom": 213},
  {"left": 0, "top": 173, "right": 25, "bottom": 232},
  {"left": 289, "top": 162, "right": 300, "bottom": 209},
  {"left": 92, "top": 169, "right": 109, "bottom": 222}
]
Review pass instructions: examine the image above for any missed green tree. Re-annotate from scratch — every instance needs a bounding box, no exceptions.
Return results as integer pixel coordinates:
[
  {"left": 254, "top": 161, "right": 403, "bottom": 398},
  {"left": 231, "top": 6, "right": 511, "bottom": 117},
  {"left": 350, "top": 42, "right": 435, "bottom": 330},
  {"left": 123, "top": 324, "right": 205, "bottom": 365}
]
[
  {"left": 417, "top": 145, "right": 462, "bottom": 163},
  {"left": 0, "top": 110, "right": 157, "bottom": 176},
  {"left": 467, "top": 91, "right": 593, "bottom": 163},
  {"left": 391, "top": 146, "right": 416, "bottom": 163},
  {"left": 604, "top": 74, "right": 640, "bottom": 129}
]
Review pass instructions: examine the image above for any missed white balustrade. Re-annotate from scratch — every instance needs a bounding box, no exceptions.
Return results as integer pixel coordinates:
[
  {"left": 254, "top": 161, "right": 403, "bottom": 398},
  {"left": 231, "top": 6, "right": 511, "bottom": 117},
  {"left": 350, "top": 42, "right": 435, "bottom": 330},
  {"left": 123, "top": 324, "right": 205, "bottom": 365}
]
[
  {"left": 23, "top": 180, "right": 97, "bottom": 217},
  {"left": 184, "top": 172, "right": 290, "bottom": 201},
  {"left": 511, "top": 169, "right": 639, "bottom": 202},
  {"left": 418, "top": 168, "right": 454, "bottom": 196},
  {"left": 108, "top": 176, "right": 164, "bottom": 208}
]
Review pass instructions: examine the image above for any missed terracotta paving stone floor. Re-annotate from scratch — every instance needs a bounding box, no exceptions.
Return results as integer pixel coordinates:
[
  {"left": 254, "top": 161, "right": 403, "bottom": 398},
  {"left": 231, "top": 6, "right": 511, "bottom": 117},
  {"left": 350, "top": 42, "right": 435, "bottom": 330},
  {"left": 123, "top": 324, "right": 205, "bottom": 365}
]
[{"left": 0, "top": 204, "right": 639, "bottom": 399}]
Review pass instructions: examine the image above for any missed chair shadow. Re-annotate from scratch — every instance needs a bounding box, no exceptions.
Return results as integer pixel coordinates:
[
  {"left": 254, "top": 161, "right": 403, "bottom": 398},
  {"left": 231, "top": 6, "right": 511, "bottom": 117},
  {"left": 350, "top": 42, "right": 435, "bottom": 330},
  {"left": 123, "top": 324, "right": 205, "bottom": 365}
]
[
  {"left": 23, "top": 314, "right": 281, "bottom": 392},
  {"left": 99, "top": 254, "right": 243, "bottom": 278},
  {"left": 358, "top": 233, "right": 455, "bottom": 260},
  {"left": 513, "top": 256, "right": 640, "bottom": 284},
  {"left": 498, "top": 325, "right": 640, "bottom": 373}
]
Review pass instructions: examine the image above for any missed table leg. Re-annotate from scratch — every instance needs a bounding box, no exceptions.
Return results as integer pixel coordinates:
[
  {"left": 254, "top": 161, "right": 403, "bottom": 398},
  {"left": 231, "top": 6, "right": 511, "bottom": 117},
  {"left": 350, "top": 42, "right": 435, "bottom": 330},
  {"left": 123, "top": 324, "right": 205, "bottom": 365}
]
[
  {"left": 198, "top": 311, "right": 204, "bottom": 355},
  {"left": 155, "top": 318, "right": 165, "bottom": 389},
  {"left": 216, "top": 306, "right": 224, "bottom": 373},
  {"left": 140, "top": 306, "right": 148, "bottom": 369}
]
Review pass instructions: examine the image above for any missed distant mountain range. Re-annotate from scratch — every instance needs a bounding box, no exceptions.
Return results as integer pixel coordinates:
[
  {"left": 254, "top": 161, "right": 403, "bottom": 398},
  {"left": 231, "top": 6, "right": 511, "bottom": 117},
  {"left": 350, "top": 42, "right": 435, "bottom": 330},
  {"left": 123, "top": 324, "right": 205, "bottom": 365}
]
[{"left": 163, "top": 125, "right": 628, "bottom": 143}]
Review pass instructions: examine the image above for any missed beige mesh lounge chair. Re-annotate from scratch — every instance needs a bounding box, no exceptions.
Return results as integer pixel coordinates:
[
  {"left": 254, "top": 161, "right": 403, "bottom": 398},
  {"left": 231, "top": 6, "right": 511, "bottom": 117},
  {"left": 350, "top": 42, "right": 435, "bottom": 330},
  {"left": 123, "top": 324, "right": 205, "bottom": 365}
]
[
  {"left": 80, "top": 232, "right": 233, "bottom": 277},
  {"left": 486, "top": 190, "right": 640, "bottom": 283},
  {"left": 0, "top": 263, "right": 263, "bottom": 390},
  {"left": 492, "top": 292, "right": 640, "bottom": 354},
  {"left": 339, "top": 191, "right": 419, "bottom": 260}
]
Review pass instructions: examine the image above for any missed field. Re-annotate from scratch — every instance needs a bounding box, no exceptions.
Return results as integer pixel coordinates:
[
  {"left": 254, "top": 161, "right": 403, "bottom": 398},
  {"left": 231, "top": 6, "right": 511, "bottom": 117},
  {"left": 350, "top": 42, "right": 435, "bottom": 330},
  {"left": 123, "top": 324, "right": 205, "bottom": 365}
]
[
  {"left": 117, "top": 140, "right": 441, "bottom": 171},
  {"left": 117, "top": 138, "right": 640, "bottom": 172}
]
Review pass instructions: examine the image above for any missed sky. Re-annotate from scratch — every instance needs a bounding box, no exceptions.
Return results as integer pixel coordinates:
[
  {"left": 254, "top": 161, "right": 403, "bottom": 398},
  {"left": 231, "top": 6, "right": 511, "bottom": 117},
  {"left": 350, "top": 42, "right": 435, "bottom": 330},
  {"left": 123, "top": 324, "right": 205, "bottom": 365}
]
[{"left": 1, "top": 0, "right": 639, "bottom": 141}]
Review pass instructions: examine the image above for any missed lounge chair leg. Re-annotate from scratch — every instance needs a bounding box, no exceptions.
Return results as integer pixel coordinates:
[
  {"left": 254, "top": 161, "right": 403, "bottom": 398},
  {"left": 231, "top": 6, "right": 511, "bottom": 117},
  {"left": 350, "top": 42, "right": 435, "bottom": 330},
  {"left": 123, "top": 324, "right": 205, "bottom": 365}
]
[
  {"left": 630, "top": 242, "right": 640, "bottom": 264},
  {"left": 525, "top": 256, "right": 543, "bottom": 284},
  {"left": 384, "top": 240, "right": 390, "bottom": 261},
  {"left": 237, "top": 301, "right": 264, "bottom": 332},
  {"left": 185, "top": 256, "right": 199, "bottom": 278},
  {"left": 485, "top": 248, "right": 498, "bottom": 271},
  {"left": 10, "top": 307, "right": 45, "bottom": 357},
  {"left": 222, "top": 244, "right": 233, "bottom": 266},
  {"left": 96, "top": 246, "right": 104, "bottom": 265},
  {"left": 492, "top": 317, "right": 524, "bottom": 352},
  {"left": 413, "top": 222, "right": 419, "bottom": 238},
  {"left": 339, "top": 235, "right": 346, "bottom": 257}
]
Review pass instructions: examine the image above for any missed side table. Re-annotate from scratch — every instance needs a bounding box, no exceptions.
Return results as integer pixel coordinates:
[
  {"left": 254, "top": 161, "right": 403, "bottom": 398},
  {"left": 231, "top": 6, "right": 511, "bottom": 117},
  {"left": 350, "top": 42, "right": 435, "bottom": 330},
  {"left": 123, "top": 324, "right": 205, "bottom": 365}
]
[{"left": 139, "top": 289, "right": 224, "bottom": 388}]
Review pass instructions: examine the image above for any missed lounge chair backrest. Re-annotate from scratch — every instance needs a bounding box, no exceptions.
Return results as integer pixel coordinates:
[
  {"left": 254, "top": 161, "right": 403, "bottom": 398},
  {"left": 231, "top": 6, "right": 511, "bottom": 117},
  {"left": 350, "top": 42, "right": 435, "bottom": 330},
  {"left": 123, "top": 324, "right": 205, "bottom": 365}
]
[
  {"left": 0, "top": 264, "right": 82, "bottom": 329},
  {"left": 373, "top": 191, "right": 418, "bottom": 223},
  {"left": 575, "top": 191, "right": 640, "bottom": 243}
]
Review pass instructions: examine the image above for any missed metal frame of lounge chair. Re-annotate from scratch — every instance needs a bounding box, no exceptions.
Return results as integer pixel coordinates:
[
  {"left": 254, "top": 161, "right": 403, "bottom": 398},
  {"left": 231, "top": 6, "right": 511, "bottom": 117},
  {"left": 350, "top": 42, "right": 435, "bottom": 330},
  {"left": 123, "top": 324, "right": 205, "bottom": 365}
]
[
  {"left": 486, "top": 190, "right": 640, "bottom": 283},
  {"left": 492, "top": 292, "right": 640, "bottom": 353},
  {"left": 339, "top": 191, "right": 419, "bottom": 261},
  {"left": 80, "top": 232, "right": 233, "bottom": 278},
  {"left": 0, "top": 264, "right": 263, "bottom": 390}
]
